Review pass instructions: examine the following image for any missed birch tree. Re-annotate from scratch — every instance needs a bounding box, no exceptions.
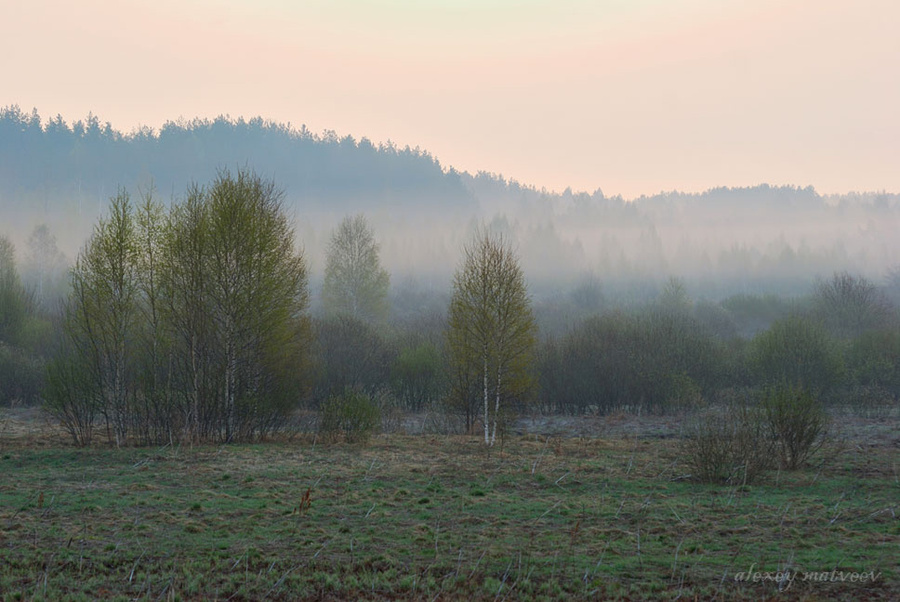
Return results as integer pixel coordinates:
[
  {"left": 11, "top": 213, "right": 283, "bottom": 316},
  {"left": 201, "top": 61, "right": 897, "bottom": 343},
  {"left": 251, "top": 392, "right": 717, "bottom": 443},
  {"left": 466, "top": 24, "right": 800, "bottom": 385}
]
[
  {"left": 48, "top": 171, "right": 310, "bottom": 445},
  {"left": 446, "top": 230, "right": 536, "bottom": 445},
  {"left": 134, "top": 188, "right": 172, "bottom": 443},
  {"left": 68, "top": 191, "right": 139, "bottom": 445},
  {"left": 162, "top": 184, "right": 213, "bottom": 441},
  {"left": 205, "top": 169, "right": 310, "bottom": 441},
  {"left": 23, "top": 225, "right": 66, "bottom": 308},
  {"left": 322, "top": 214, "right": 389, "bottom": 322}
]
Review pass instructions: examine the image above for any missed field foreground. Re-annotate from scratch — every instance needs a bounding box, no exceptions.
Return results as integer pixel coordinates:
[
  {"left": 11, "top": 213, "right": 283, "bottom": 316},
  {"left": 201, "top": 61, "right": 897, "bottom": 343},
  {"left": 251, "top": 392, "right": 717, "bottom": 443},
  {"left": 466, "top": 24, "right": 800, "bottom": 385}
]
[{"left": 0, "top": 412, "right": 897, "bottom": 600}]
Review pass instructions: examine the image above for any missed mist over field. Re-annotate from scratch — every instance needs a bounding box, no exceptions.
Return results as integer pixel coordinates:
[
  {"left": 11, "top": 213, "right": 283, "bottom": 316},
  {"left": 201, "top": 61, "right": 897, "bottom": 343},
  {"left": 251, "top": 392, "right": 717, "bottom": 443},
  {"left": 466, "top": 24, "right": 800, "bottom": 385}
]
[
  {"left": 2, "top": 107, "right": 899, "bottom": 314},
  {"left": 3, "top": 1, "right": 900, "bottom": 598}
]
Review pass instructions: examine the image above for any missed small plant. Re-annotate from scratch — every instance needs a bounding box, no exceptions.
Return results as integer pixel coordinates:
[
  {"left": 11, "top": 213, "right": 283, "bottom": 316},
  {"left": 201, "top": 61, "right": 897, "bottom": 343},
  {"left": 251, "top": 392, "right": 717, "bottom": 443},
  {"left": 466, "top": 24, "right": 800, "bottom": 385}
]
[
  {"left": 762, "top": 384, "right": 830, "bottom": 470},
  {"left": 319, "top": 390, "right": 381, "bottom": 444},
  {"left": 292, "top": 488, "right": 312, "bottom": 516}
]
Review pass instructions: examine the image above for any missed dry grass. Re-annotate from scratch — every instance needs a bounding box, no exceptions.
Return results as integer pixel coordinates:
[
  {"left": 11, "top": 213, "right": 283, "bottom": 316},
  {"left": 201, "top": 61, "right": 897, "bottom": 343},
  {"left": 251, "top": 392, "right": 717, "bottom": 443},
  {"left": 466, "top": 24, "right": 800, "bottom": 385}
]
[{"left": 0, "top": 408, "right": 897, "bottom": 600}]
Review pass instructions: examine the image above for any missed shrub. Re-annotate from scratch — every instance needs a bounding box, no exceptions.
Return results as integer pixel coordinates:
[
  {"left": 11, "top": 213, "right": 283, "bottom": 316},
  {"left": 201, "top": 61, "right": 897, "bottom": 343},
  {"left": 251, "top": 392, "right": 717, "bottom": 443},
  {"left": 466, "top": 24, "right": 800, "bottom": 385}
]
[
  {"left": 0, "top": 344, "right": 45, "bottom": 406},
  {"left": 546, "top": 309, "right": 725, "bottom": 415},
  {"left": 680, "top": 404, "right": 773, "bottom": 484},
  {"left": 44, "top": 348, "right": 97, "bottom": 446},
  {"left": 720, "top": 293, "right": 794, "bottom": 338},
  {"left": 812, "top": 272, "right": 893, "bottom": 339},
  {"left": 319, "top": 390, "right": 381, "bottom": 444},
  {"left": 391, "top": 342, "right": 445, "bottom": 412},
  {"left": 750, "top": 315, "right": 844, "bottom": 393},
  {"left": 311, "top": 316, "right": 394, "bottom": 404},
  {"left": 762, "top": 384, "right": 830, "bottom": 470},
  {"left": 846, "top": 329, "right": 900, "bottom": 396}
]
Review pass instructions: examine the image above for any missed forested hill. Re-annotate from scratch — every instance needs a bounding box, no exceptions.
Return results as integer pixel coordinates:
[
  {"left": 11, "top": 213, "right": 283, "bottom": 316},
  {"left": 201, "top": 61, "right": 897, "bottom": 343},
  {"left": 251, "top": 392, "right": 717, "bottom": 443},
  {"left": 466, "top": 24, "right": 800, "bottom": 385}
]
[
  {"left": 3, "top": 105, "right": 900, "bottom": 290},
  {"left": 6, "top": 105, "right": 900, "bottom": 218},
  {"left": 0, "top": 106, "right": 473, "bottom": 211}
]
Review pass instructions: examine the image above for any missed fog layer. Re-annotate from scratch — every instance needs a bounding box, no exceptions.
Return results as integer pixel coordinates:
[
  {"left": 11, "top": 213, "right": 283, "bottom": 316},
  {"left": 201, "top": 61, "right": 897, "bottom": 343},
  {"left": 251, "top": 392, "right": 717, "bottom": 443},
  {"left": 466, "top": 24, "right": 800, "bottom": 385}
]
[{"left": 2, "top": 107, "right": 898, "bottom": 306}]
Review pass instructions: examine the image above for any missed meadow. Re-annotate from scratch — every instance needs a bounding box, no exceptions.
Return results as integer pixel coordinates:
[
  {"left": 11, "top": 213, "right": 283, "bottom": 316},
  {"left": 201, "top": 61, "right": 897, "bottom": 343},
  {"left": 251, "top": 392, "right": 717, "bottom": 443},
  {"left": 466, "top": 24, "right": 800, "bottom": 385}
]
[{"left": 0, "top": 410, "right": 897, "bottom": 601}]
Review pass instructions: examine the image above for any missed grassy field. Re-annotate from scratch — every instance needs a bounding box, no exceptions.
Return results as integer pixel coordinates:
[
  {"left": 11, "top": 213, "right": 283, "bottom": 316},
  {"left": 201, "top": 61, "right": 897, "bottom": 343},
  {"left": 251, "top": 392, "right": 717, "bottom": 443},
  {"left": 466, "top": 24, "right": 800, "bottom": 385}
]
[{"left": 0, "top": 411, "right": 897, "bottom": 601}]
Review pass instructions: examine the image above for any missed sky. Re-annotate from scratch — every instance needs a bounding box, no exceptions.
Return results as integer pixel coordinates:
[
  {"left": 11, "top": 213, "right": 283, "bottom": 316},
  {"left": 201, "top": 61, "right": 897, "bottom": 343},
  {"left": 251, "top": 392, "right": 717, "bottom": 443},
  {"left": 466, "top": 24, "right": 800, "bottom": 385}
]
[{"left": 3, "top": 0, "right": 899, "bottom": 198}]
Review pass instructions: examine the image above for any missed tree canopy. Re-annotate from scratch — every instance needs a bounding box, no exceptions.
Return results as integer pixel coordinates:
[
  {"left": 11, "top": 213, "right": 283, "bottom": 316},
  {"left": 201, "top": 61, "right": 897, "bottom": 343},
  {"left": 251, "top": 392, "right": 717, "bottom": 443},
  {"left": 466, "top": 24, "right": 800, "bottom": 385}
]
[
  {"left": 446, "top": 230, "right": 536, "bottom": 445},
  {"left": 46, "top": 169, "right": 311, "bottom": 445},
  {"left": 322, "top": 214, "right": 390, "bottom": 323}
]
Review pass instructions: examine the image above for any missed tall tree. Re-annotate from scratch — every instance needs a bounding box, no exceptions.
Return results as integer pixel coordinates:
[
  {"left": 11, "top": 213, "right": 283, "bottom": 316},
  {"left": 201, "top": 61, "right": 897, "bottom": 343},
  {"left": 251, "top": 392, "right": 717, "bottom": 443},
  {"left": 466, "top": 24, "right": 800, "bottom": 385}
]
[
  {"left": 162, "top": 183, "right": 213, "bottom": 441},
  {"left": 446, "top": 230, "right": 536, "bottom": 446},
  {"left": 68, "top": 191, "right": 139, "bottom": 445},
  {"left": 133, "top": 187, "right": 172, "bottom": 443},
  {"left": 205, "top": 168, "right": 310, "bottom": 441},
  {"left": 49, "top": 171, "right": 311, "bottom": 445},
  {"left": 813, "top": 271, "right": 893, "bottom": 339},
  {"left": 322, "top": 214, "right": 389, "bottom": 322},
  {"left": 23, "top": 225, "right": 66, "bottom": 308}
]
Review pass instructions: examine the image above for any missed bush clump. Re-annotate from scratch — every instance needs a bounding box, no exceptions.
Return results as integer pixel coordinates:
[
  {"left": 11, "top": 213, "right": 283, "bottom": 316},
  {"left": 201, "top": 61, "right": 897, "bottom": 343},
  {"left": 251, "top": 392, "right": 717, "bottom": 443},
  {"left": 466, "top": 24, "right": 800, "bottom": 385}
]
[
  {"left": 762, "top": 384, "right": 830, "bottom": 470},
  {"left": 681, "top": 384, "right": 832, "bottom": 483},
  {"left": 319, "top": 390, "right": 381, "bottom": 444},
  {"left": 0, "top": 344, "right": 45, "bottom": 406},
  {"left": 680, "top": 403, "right": 773, "bottom": 484}
]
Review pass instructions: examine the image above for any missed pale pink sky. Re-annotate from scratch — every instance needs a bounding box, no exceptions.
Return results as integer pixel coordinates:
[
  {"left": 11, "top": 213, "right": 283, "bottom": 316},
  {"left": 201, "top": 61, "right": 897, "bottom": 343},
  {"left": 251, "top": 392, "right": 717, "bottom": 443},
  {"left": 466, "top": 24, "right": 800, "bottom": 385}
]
[{"left": 3, "top": 0, "right": 898, "bottom": 198}]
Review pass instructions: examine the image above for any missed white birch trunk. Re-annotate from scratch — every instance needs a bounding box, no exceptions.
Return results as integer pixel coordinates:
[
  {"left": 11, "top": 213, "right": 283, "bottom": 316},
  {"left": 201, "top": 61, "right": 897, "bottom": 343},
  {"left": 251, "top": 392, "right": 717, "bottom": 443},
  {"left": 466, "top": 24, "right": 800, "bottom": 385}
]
[
  {"left": 490, "top": 359, "right": 502, "bottom": 446},
  {"left": 483, "top": 351, "right": 490, "bottom": 445}
]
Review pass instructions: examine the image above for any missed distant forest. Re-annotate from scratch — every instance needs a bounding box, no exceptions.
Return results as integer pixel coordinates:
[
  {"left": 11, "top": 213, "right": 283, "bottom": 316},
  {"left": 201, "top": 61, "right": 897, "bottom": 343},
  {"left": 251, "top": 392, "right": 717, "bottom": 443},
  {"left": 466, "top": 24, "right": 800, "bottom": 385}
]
[
  {"left": 2, "top": 105, "right": 900, "bottom": 298},
  {"left": 3, "top": 106, "right": 900, "bottom": 431},
  {"left": 0, "top": 105, "right": 470, "bottom": 211}
]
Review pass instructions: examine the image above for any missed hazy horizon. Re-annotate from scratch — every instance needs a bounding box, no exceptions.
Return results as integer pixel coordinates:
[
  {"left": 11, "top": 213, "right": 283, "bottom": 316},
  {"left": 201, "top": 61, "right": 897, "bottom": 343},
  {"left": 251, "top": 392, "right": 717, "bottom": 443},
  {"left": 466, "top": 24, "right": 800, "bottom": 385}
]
[{"left": 4, "top": 0, "right": 899, "bottom": 198}]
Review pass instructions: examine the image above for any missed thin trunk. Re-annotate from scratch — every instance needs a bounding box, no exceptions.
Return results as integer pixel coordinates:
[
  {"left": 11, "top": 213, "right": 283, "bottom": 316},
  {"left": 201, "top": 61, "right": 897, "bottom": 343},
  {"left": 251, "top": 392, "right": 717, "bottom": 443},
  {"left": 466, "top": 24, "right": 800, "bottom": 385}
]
[
  {"left": 491, "top": 357, "right": 502, "bottom": 446},
  {"left": 115, "top": 331, "right": 126, "bottom": 447},
  {"left": 190, "top": 332, "right": 200, "bottom": 443},
  {"left": 483, "top": 350, "right": 490, "bottom": 445},
  {"left": 225, "top": 336, "right": 236, "bottom": 442}
]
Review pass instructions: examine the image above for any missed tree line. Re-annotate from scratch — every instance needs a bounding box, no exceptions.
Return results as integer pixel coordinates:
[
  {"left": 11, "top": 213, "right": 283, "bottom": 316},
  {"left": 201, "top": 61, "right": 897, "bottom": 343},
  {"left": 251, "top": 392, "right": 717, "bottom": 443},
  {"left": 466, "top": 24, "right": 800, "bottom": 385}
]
[
  {"left": 5, "top": 105, "right": 899, "bottom": 304},
  {"left": 2, "top": 171, "right": 900, "bottom": 446},
  {"left": 0, "top": 105, "right": 470, "bottom": 213}
]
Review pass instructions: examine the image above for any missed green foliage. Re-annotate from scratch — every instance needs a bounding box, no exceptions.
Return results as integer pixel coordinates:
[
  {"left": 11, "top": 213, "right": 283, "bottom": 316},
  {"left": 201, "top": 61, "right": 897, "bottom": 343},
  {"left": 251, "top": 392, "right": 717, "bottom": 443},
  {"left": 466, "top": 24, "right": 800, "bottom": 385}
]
[
  {"left": 846, "top": 328, "right": 900, "bottom": 395},
  {"left": 749, "top": 315, "right": 844, "bottom": 393},
  {"left": 23, "top": 224, "right": 68, "bottom": 310},
  {"left": 1, "top": 432, "right": 895, "bottom": 600},
  {"left": 680, "top": 404, "right": 773, "bottom": 484},
  {"left": 692, "top": 300, "right": 738, "bottom": 340},
  {"left": 0, "top": 344, "right": 44, "bottom": 405},
  {"left": 0, "top": 236, "right": 51, "bottom": 406},
  {"left": 762, "top": 384, "right": 831, "bottom": 470},
  {"left": 319, "top": 390, "right": 381, "bottom": 444},
  {"left": 812, "top": 271, "right": 893, "bottom": 339},
  {"left": 0, "top": 236, "right": 27, "bottom": 346},
  {"left": 720, "top": 293, "right": 795, "bottom": 338},
  {"left": 390, "top": 342, "right": 445, "bottom": 411},
  {"left": 446, "top": 230, "right": 537, "bottom": 444},
  {"left": 311, "top": 315, "right": 393, "bottom": 404},
  {"left": 658, "top": 276, "right": 691, "bottom": 312},
  {"left": 322, "top": 214, "right": 390, "bottom": 323},
  {"left": 64, "top": 190, "right": 139, "bottom": 445},
  {"left": 47, "top": 170, "right": 311, "bottom": 445},
  {"left": 204, "top": 169, "right": 310, "bottom": 441},
  {"left": 682, "top": 384, "right": 831, "bottom": 483},
  {"left": 543, "top": 309, "right": 724, "bottom": 415},
  {"left": 44, "top": 343, "right": 97, "bottom": 445}
]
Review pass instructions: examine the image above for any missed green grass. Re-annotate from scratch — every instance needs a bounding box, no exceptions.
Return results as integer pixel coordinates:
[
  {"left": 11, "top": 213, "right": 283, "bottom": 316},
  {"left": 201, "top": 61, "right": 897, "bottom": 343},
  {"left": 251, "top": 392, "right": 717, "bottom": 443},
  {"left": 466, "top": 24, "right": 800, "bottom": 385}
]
[{"left": 0, "top": 427, "right": 897, "bottom": 600}]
